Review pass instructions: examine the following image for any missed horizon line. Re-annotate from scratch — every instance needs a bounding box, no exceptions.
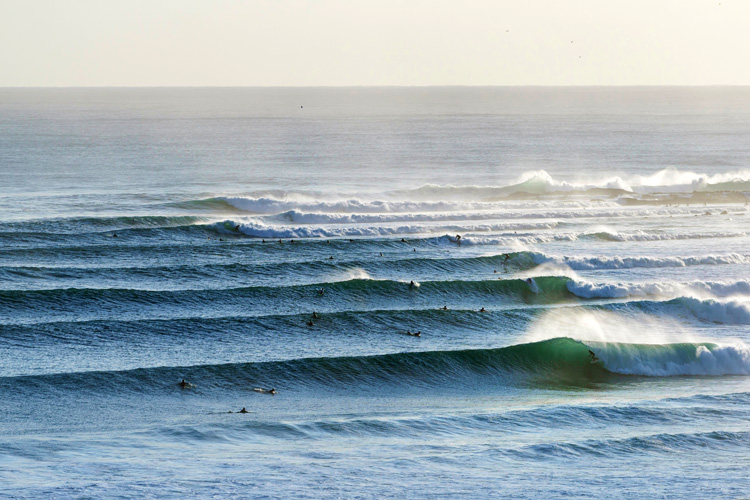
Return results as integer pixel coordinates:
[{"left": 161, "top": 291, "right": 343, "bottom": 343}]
[{"left": 3, "top": 84, "right": 750, "bottom": 90}]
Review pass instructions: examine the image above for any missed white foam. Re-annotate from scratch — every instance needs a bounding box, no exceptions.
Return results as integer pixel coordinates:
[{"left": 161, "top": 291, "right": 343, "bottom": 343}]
[
  {"left": 679, "top": 297, "right": 750, "bottom": 325},
  {"left": 216, "top": 220, "right": 559, "bottom": 239},
  {"left": 566, "top": 279, "right": 750, "bottom": 300},
  {"left": 595, "top": 341, "right": 750, "bottom": 376},
  {"left": 532, "top": 252, "right": 750, "bottom": 271}
]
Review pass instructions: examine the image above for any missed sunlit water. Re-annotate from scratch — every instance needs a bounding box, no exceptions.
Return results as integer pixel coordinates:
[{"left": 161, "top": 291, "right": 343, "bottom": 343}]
[{"left": 2, "top": 87, "right": 750, "bottom": 499}]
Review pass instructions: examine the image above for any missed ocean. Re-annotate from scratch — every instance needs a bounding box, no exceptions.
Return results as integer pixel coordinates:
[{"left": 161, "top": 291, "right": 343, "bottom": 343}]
[{"left": 1, "top": 87, "right": 750, "bottom": 499}]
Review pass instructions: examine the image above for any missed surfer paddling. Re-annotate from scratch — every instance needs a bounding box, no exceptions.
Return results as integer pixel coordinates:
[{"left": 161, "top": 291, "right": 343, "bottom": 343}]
[
  {"left": 254, "top": 388, "right": 277, "bottom": 395},
  {"left": 404, "top": 330, "right": 421, "bottom": 337},
  {"left": 229, "top": 407, "right": 251, "bottom": 413}
]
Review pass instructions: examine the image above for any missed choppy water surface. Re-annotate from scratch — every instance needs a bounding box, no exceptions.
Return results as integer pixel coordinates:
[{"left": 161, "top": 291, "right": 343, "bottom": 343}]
[{"left": 2, "top": 87, "right": 750, "bottom": 499}]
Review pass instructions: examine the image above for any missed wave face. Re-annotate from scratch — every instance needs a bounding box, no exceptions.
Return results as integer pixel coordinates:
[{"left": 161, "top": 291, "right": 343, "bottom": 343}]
[{"left": 6, "top": 338, "right": 750, "bottom": 399}]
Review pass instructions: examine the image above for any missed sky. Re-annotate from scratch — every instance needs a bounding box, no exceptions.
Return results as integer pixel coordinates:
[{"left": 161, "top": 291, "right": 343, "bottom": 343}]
[{"left": 1, "top": 0, "right": 748, "bottom": 87}]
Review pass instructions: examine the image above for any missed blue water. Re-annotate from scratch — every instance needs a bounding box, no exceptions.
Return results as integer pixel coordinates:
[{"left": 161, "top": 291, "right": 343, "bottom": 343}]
[{"left": 2, "top": 87, "right": 750, "bottom": 499}]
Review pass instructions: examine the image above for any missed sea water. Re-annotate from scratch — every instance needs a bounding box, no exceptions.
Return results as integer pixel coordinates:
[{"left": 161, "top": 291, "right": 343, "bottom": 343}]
[{"left": 1, "top": 87, "right": 750, "bottom": 498}]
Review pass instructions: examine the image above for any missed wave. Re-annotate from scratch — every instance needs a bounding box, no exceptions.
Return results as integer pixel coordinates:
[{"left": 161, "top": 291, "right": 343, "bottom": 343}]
[
  {"left": 217, "top": 196, "right": 506, "bottom": 215},
  {"left": 566, "top": 279, "right": 750, "bottom": 300},
  {"left": 530, "top": 251, "right": 750, "bottom": 271},
  {"left": 587, "top": 230, "right": 746, "bottom": 242},
  {"left": 589, "top": 339, "right": 750, "bottom": 376},
  {"left": 513, "top": 430, "right": 750, "bottom": 459},
  {"left": 258, "top": 207, "right": 709, "bottom": 225},
  {"left": 187, "top": 168, "right": 750, "bottom": 216},
  {"left": 394, "top": 168, "right": 750, "bottom": 200},
  {"left": 676, "top": 297, "right": 750, "bottom": 325},
  {"left": 215, "top": 220, "right": 560, "bottom": 239},
  {"left": 0, "top": 276, "right": 575, "bottom": 320},
  {"left": 4, "top": 338, "right": 749, "bottom": 397},
  {"left": 0, "top": 215, "right": 209, "bottom": 235}
]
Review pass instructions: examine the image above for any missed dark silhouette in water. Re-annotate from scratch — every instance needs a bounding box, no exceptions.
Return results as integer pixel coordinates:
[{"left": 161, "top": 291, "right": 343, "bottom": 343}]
[
  {"left": 441, "top": 305, "right": 448, "bottom": 310},
  {"left": 254, "top": 388, "right": 277, "bottom": 395},
  {"left": 178, "top": 379, "right": 190, "bottom": 389},
  {"left": 239, "top": 407, "right": 249, "bottom": 413},
  {"left": 588, "top": 350, "right": 599, "bottom": 362},
  {"left": 479, "top": 307, "right": 487, "bottom": 312},
  {"left": 404, "top": 330, "right": 421, "bottom": 337},
  {"left": 306, "top": 320, "right": 314, "bottom": 327},
  {"left": 312, "top": 312, "right": 319, "bottom": 319}
]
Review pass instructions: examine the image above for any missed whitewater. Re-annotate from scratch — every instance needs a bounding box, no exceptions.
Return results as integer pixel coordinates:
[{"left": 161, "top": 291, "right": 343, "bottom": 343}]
[{"left": 2, "top": 87, "right": 750, "bottom": 499}]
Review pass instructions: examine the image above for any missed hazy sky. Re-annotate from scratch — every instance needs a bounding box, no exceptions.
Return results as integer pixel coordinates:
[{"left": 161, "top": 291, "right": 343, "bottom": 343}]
[{"left": 1, "top": 0, "right": 747, "bottom": 86}]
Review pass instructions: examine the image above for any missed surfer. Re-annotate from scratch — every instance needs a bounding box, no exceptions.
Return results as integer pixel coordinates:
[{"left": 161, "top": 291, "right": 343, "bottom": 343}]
[
  {"left": 401, "top": 238, "right": 407, "bottom": 243},
  {"left": 317, "top": 288, "right": 325, "bottom": 296},
  {"left": 239, "top": 407, "right": 249, "bottom": 413},
  {"left": 409, "top": 280, "right": 415, "bottom": 287},
  {"left": 479, "top": 307, "right": 487, "bottom": 312},
  {"left": 112, "top": 233, "right": 118, "bottom": 238},
  {"left": 312, "top": 312, "right": 319, "bottom": 319},
  {"left": 588, "top": 350, "right": 599, "bottom": 362},
  {"left": 234, "top": 224, "right": 240, "bottom": 231},
  {"left": 329, "top": 256, "right": 334, "bottom": 260},
  {"left": 455, "top": 234, "right": 461, "bottom": 245},
  {"left": 178, "top": 379, "right": 190, "bottom": 389},
  {"left": 404, "top": 330, "right": 421, "bottom": 337},
  {"left": 306, "top": 320, "right": 314, "bottom": 327},
  {"left": 504, "top": 254, "right": 510, "bottom": 262},
  {"left": 254, "top": 388, "right": 277, "bottom": 395},
  {"left": 441, "top": 305, "right": 448, "bottom": 310}
]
